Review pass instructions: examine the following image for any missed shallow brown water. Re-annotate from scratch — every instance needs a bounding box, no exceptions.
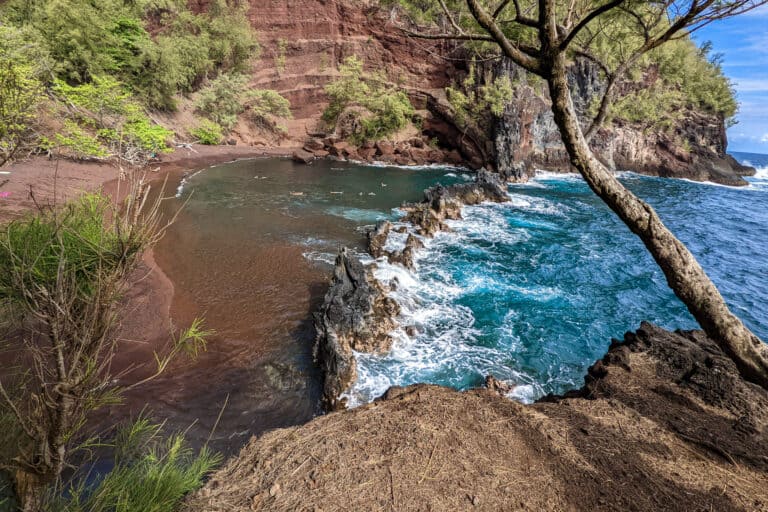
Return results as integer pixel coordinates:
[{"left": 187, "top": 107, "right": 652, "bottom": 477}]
[{"left": 119, "top": 157, "right": 464, "bottom": 456}]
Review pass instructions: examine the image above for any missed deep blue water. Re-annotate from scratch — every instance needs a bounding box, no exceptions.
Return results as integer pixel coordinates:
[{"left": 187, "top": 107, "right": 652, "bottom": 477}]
[{"left": 347, "top": 152, "right": 768, "bottom": 404}]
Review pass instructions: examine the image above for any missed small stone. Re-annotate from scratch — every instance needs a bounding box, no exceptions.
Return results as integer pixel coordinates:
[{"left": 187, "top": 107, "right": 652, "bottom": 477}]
[
  {"left": 303, "top": 137, "right": 325, "bottom": 151},
  {"left": 292, "top": 149, "right": 315, "bottom": 165},
  {"left": 269, "top": 483, "right": 281, "bottom": 497}
]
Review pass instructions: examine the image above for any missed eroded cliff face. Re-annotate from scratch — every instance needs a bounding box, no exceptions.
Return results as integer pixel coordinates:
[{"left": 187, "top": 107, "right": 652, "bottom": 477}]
[
  {"left": 492, "top": 58, "right": 755, "bottom": 185},
  {"left": 237, "top": 0, "right": 458, "bottom": 143},
  {"left": 195, "top": 0, "right": 749, "bottom": 184}
]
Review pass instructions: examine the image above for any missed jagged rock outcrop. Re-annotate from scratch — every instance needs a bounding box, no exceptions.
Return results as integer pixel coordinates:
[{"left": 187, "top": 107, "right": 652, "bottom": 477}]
[
  {"left": 313, "top": 248, "right": 400, "bottom": 410},
  {"left": 187, "top": 322, "right": 768, "bottom": 511},
  {"left": 402, "top": 170, "right": 510, "bottom": 236},
  {"left": 367, "top": 221, "right": 425, "bottom": 269},
  {"left": 315, "top": 170, "right": 513, "bottom": 409},
  {"left": 491, "top": 57, "right": 755, "bottom": 185}
]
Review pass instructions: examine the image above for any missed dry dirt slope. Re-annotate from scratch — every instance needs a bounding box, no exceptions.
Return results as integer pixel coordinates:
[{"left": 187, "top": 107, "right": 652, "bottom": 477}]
[{"left": 186, "top": 322, "right": 768, "bottom": 511}]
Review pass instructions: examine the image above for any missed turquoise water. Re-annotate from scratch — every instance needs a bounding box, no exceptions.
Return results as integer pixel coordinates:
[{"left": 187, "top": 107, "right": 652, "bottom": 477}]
[
  {"left": 155, "top": 154, "right": 768, "bottom": 431},
  {"left": 347, "top": 152, "right": 768, "bottom": 404}
]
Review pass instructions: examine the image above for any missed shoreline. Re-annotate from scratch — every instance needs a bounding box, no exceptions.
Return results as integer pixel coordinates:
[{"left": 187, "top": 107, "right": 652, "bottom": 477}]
[{"left": 0, "top": 145, "right": 298, "bottom": 222}]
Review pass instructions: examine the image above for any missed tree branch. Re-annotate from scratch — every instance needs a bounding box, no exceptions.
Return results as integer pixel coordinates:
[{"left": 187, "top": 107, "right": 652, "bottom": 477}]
[
  {"left": 466, "top": 0, "right": 544, "bottom": 75},
  {"left": 560, "top": 0, "right": 627, "bottom": 51},
  {"left": 402, "top": 28, "right": 495, "bottom": 42},
  {"left": 438, "top": 0, "right": 465, "bottom": 34}
]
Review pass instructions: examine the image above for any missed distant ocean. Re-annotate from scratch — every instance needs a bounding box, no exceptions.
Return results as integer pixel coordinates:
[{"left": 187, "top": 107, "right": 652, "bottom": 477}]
[{"left": 347, "top": 152, "right": 768, "bottom": 405}]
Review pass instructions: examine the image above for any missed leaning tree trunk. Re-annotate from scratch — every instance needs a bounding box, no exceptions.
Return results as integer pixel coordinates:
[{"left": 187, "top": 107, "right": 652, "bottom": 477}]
[{"left": 545, "top": 53, "right": 768, "bottom": 389}]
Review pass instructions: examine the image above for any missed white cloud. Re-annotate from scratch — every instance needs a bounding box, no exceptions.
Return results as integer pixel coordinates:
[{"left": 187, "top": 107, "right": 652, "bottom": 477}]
[
  {"left": 733, "top": 78, "right": 768, "bottom": 92},
  {"left": 761, "top": 133, "right": 768, "bottom": 143}
]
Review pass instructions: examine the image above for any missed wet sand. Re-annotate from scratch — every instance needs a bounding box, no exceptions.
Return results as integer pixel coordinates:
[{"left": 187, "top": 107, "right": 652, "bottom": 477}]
[{"left": 0, "top": 145, "right": 297, "bottom": 222}]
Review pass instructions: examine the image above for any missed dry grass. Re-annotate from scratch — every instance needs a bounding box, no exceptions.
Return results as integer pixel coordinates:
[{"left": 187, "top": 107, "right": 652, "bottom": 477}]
[{"left": 186, "top": 324, "right": 768, "bottom": 511}]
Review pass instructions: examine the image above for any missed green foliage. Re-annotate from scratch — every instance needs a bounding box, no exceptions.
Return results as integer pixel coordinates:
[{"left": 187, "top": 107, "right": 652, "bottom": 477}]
[
  {"left": 275, "top": 38, "right": 288, "bottom": 75},
  {"left": 323, "top": 56, "right": 416, "bottom": 143},
  {"left": 1, "top": 0, "right": 259, "bottom": 110},
  {"left": 0, "top": 194, "right": 138, "bottom": 301},
  {"left": 0, "top": 58, "right": 45, "bottom": 164},
  {"left": 190, "top": 120, "right": 223, "bottom": 145},
  {"left": 176, "top": 317, "right": 215, "bottom": 358},
  {"left": 603, "top": 38, "right": 737, "bottom": 127},
  {"left": 44, "top": 418, "right": 221, "bottom": 512},
  {"left": 195, "top": 73, "right": 292, "bottom": 133},
  {"left": 654, "top": 38, "right": 737, "bottom": 119},
  {"left": 323, "top": 56, "right": 372, "bottom": 124},
  {"left": 53, "top": 77, "right": 172, "bottom": 158},
  {"left": 248, "top": 89, "right": 292, "bottom": 126},
  {"left": 0, "top": 24, "right": 54, "bottom": 81},
  {"left": 195, "top": 73, "right": 249, "bottom": 130},
  {"left": 54, "top": 121, "right": 110, "bottom": 159},
  {"left": 446, "top": 63, "right": 514, "bottom": 128}
]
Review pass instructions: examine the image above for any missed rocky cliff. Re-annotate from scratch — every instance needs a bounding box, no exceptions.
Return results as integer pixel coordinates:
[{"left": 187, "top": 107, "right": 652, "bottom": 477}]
[
  {"left": 491, "top": 58, "right": 755, "bottom": 185},
  {"left": 196, "top": 0, "right": 750, "bottom": 182}
]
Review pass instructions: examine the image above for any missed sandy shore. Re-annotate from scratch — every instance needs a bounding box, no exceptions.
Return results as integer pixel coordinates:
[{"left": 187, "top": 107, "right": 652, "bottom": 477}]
[{"left": 0, "top": 145, "right": 297, "bottom": 222}]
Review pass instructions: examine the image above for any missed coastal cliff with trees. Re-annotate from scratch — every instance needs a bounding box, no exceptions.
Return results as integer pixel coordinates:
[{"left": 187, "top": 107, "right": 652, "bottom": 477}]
[{"left": 0, "top": 0, "right": 755, "bottom": 183}]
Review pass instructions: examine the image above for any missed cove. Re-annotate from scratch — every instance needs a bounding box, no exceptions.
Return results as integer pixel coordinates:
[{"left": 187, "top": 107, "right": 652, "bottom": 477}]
[
  {"left": 143, "top": 153, "right": 768, "bottom": 454},
  {"left": 146, "top": 158, "right": 466, "bottom": 455}
]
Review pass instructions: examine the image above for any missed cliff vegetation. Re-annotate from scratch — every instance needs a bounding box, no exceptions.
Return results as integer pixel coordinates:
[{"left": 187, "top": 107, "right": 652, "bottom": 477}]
[{"left": 0, "top": 0, "right": 291, "bottom": 164}]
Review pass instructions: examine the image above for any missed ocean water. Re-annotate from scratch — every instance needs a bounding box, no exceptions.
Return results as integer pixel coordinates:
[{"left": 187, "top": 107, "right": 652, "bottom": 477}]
[
  {"left": 151, "top": 154, "right": 768, "bottom": 440},
  {"left": 346, "top": 152, "right": 768, "bottom": 404}
]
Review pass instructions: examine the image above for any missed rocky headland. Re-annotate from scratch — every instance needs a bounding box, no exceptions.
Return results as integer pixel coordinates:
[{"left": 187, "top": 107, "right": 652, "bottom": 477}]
[
  {"left": 188, "top": 321, "right": 768, "bottom": 511},
  {"left": 313, "top": 170, "right": 518, "bottom": 409}
]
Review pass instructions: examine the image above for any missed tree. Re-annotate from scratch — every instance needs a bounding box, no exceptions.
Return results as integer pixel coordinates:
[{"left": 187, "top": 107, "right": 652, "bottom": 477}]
[
  {"left": 0, "top": 59, "right": 43, "bottom": 167},
  {"left": 0, "top": 173, "right": 209, "bottom": 510},
  {"left": 396, "top": 0, "right": 768, "bottom": 388}
]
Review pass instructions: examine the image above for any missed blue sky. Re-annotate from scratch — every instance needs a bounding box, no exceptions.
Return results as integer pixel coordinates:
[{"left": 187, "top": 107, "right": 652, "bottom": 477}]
[{"left": 696, "top": 5, "right": 768, "bottom": 154}]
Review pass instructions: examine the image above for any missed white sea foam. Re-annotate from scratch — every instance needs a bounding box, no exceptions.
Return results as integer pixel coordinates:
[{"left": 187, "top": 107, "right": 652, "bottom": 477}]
[
  {"left": 532, "top": 169, "right": 582, "bottom": 182},
  {"left": 361, "top": 160, "right": 472, "bottom": 172},
  {"left": 301, "top": 251, "right": 336, "bottom": 266},
  {"left": 175, "top": 169, "right": 206, "bottom": 197},
  {"left": 325, "top": 206, "right": 390, "bottom": 222},
  {"left": 345, "top": 195, "right": 566, "bottom": 406}
]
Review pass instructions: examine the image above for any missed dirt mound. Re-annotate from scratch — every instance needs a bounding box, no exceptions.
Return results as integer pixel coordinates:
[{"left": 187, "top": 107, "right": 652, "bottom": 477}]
[{"left": 187, "top": 322, "right": 768, "bottom": 511}]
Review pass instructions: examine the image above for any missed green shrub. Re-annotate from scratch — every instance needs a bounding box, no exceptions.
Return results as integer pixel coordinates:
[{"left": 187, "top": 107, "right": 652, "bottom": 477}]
[
  {"left": 122, "top": 116, "right": 173, "bottom": 154},
  {"left": 43, "top": 418, "right": 221, "bottom": 512},
  {"left": 0, "top": 193, "right": 142, "bottom": 300},
  {"left": 191, "top": 120, "right": 223, "bottom": 145},
  {"left": 446, "top": 63, "right": 513, "bottom": 128},
  {"left": 0, "top": 58, "right": 45, "bottom": 165},
  {"left": 0, "top": 24, "right": 54, "bottom": 81},
  {"left": 248, "top": 89, "right": 292, "bottom": 126},
  {"left": 1, "top": 0, "right": 259, "bottom": 110},
  {"left": 323, "top": 56, "right": 415, "bottom": 143},
  {"left": 51, "top": 77, "right": 172, "bottom": 159},
  {"left": 275, "top": 38, "right": 287, "bottom": 74},
  {"left": 323, "top": 56, "right": 372, "bottom": 124},
  {"left": 195, "top": 73, "right": 292, "bottom": 132},
  {"left": 195, "top": 73, "right": 249, "bottom": 130},
  {"left": 54, "top": 121, "right": 109, "bottom": 159}
]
